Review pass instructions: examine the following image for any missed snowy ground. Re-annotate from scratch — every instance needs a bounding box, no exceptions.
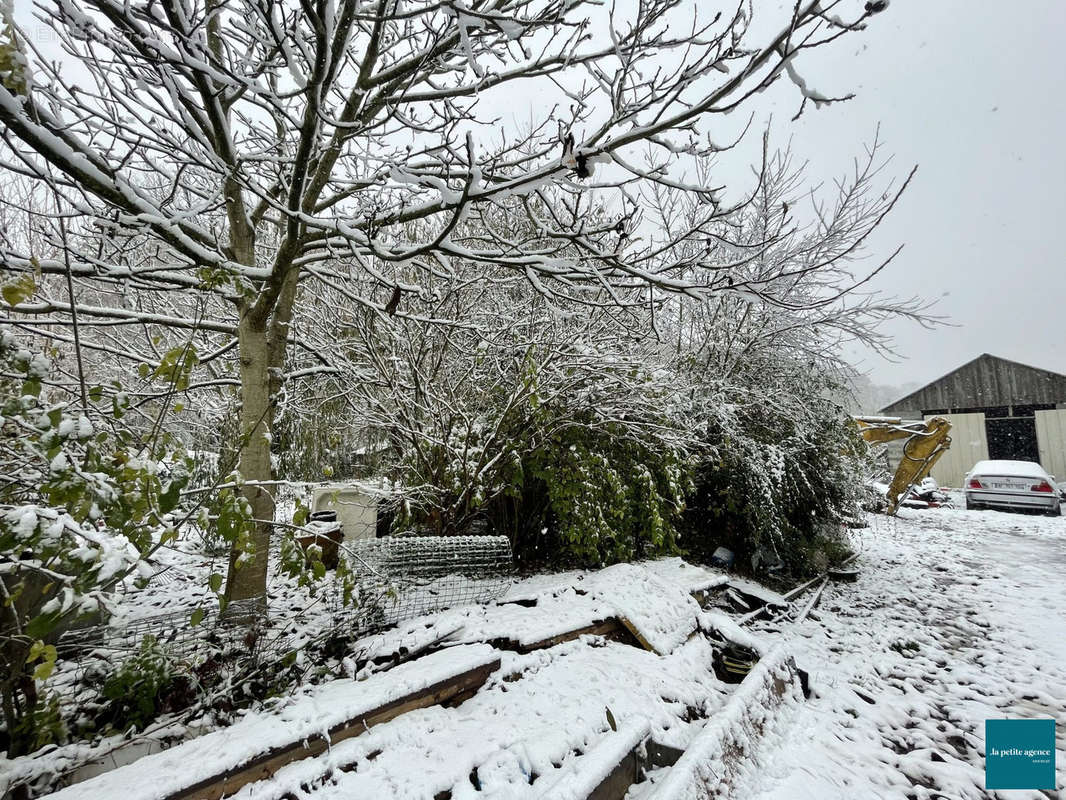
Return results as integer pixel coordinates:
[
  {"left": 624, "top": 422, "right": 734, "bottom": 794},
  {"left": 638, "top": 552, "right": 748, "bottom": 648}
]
[
  {"left": 11, "top": 500, "right": 1066, "bottom": 799},
  {"left": 734, "top": 499, "right": 1066, "bottom": 799},
  {"left": 5, "top": 556, "right": 738, "bottom": 798}
]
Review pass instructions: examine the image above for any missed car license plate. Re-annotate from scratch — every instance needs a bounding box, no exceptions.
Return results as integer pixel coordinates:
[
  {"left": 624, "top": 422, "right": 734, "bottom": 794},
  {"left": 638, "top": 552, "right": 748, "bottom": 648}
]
[{"left": 990, "top": 481, "right": 1024, "bottom": 489}]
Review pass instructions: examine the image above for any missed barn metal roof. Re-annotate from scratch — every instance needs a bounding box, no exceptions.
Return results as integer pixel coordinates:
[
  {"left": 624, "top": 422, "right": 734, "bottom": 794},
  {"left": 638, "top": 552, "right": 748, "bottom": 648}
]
[{"left": 880, "top": 354, "right": 1066, "bottom": 414}]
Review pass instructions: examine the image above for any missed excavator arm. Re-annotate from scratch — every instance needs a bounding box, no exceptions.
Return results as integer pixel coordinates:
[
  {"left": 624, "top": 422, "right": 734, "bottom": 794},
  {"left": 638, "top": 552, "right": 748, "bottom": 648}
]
[{"left": 854, "top": 416, "right": 953, "bottom": 515}]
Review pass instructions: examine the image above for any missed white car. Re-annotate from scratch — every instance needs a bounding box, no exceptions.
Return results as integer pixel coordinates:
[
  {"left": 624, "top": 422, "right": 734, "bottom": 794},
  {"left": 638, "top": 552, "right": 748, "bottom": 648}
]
[{"left": 964, "top": 460, "right": 1062, "bottom": 516}]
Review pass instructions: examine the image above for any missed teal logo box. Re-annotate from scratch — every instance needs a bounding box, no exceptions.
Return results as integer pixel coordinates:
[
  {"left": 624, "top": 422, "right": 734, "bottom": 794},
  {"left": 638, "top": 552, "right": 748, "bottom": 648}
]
[{"left": 985, "top": 719, "right": 1055, "bottom": 790}]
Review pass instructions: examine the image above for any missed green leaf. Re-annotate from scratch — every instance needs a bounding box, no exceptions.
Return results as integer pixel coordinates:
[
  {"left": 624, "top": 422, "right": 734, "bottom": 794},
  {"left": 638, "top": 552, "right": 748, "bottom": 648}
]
[
  {"left": 89, "top": 385, "right": 104, "bottom": 403},
  {"left": 28, "top": 640, "right": 47, "bottom": 663},
  {"left": 207, "top": 572, "right": 223, "bottom": 593},
  {"left": 1, "top": 273, "right": 36, "bottom": 306},
  {"left": 159, "top": 480, "right": 182, "bottom": 514},
  {"left": 153, "top": 344, "right": 199, "bottom": 390},
  {"left": 292, "top": 505, "right": 309, "bottom": 527},
  {"left": 190, "top": 607, "right": 205, "bottom": 627},
  {"left": 25, "top": 612, "right": 60, "bottom": 641}
]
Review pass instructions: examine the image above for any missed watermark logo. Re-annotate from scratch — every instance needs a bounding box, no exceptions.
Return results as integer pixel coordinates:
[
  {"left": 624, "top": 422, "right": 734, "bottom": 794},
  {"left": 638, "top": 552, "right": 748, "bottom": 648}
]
[
  {"left": 29, "top": 24, "right": 58, "bottom": 45},
  {"left": 985, "top": 719, "right": 1056, "bottom": 790}
]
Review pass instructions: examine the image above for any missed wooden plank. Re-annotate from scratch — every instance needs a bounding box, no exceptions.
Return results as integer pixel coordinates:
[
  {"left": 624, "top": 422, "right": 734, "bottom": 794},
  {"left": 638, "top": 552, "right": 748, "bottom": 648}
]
[
  {"left": 509, "top": 617, "right": 637, "bottom": 654},
  {"left": 644, "top": 648, "right": 801, "bottom": 799},
  {"left": 793, "top": 577, "right": 828, "bottom": 623},
  {"left": 586, "top": 746, "right": 642, "bottom": 800},
  {"left": 617, "top": 615, "right": 658, "bottom": 654},
  {"left": 1036, "top": 408, "right": 1066, "bottom": 481},
  {"left": 536, "top": 719, "right": 650, "bottom": 800},
  {"left": 827, "top": 567, "right": 859, "bottom": 583},
  {"left": 168, "top": 658, "right": 500, "bottom": 800}
]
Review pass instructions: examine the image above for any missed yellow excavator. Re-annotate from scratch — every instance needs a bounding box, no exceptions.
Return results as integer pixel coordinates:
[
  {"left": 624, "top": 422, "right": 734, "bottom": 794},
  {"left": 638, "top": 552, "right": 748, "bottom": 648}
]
[{"left": 853, "top": 416, "right": 953, "bottom": 515}]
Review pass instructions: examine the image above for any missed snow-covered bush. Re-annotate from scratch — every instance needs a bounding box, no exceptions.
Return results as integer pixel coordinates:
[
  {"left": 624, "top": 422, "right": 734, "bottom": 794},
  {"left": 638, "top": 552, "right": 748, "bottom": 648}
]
[
  {"left": 503, "top": 410, "right": 689, "bottom": 566},
  {"left": 680, "top": 369, "right": 867, "bottom": 578},
  {"left": 96, "top": 636, "right": 192, "bottom": 733},
  {"left": 0, "top": 328, "right": 191, "bottom": 756},
  {"left": 357, "top": 294, "right": 696, "bottom": 565}
]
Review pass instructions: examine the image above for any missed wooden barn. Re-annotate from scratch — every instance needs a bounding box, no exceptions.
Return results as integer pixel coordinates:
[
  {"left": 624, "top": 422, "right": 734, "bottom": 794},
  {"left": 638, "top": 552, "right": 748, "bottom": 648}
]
[{"left": 880, "top": 354, "right": 1066, "bottom": 487}]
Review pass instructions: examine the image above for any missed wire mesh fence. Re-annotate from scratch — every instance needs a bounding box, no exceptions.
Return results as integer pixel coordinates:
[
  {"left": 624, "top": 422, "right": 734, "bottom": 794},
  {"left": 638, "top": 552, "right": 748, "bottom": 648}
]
[
  {"left": 57, "top": 534, "right": 514, "bottom": 670},
  {"left": 20, "top": 535, "right": 513, "bottom": 799}
]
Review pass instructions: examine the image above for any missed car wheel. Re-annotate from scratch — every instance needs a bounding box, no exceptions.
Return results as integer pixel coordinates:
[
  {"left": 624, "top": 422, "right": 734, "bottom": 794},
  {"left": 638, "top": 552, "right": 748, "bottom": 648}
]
[{"left": 1049, "top": 505, "right": 1062, "bottom": 518}]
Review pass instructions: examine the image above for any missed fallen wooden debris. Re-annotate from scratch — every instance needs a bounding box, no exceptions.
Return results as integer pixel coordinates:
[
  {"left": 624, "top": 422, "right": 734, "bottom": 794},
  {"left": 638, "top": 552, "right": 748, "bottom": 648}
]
[
  {"left": 689, "top": 587, "right": 718, "bottom": 609},
  {"left": 535, "top": 718, "right": 650, "bottom": 800},
  {"left": 726, "top": 578, "right": 788, "bottom": 609},
  {"left": 828, "top": 566, "right": 860, "bottom": 582},
  {"left": 506, "top": 617, "right": 641, "bottom": 653},
  {"left": 643, "top": 647, "right": 803, "bottom": 799},
  {"left": 617, "top": 615, "right": 658, "bottom": 653},
  {"left": 792, "top": 577, "right": 829, "bottom": 623},
  {"left": 46, "top": 645, "right": 501, "bottom": 800},
  {"left": 736, "top": 558, "right": 858, "bottom": 627},
  {"left": 780, "top": 573, "right": 825, "bottom": 603},
  {"left": 725, "top": 587, "right": 753, "bottom": 611}
]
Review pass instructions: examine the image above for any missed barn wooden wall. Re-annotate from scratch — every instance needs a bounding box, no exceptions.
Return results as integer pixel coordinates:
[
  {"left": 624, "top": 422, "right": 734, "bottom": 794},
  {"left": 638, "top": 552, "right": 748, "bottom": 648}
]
[{"left": 1036, "top": 409, "right": 1066, "bottom": 481}]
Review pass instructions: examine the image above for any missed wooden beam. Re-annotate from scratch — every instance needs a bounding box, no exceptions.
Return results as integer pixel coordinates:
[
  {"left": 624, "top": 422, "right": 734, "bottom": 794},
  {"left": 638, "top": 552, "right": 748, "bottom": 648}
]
[
  {"left": 502, "top": 617, "right": 640, "bottom": 654},
  {"left": 168, "top": 658, "right": 500, "bottom": 800},
  {"left": 616, "top": 615, "right": 658, "bottom": 654},
  {"left": 535, "top": 719, "right": 650, "bottom": 800}
]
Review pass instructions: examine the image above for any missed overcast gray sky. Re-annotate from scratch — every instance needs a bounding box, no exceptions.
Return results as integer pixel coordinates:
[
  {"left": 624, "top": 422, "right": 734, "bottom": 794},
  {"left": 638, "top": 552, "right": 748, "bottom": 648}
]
[
  {"left": 12, "top": 0, "right": 1064, "bottom": 395},
  {"left": 756, "top": 0, "right": 1066, "bottom": 390}
]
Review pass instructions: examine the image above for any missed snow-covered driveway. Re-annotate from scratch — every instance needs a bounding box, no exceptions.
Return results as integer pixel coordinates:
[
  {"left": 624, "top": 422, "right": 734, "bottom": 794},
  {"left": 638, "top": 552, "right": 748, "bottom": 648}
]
[{"left": 734, "top": 504, "right": 1066, "bottom": 799}]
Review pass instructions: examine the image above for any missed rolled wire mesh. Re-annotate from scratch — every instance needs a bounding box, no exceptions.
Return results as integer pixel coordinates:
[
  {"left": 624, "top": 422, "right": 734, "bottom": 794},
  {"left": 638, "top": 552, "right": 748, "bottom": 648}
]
[{"left": 331, "top": 535, "right": 513, "bottom": 634}]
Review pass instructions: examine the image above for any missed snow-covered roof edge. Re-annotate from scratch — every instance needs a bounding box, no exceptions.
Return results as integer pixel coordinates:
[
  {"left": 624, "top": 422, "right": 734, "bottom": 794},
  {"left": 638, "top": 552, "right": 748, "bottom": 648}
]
[{"left": 880, "top": 353, "right": 1066, "bottom": 414}]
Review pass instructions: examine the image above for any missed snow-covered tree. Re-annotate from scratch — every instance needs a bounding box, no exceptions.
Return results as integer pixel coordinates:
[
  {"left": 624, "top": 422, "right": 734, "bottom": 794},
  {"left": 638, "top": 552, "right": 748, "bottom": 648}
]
[
  {"left": 0, "top": 0, "right": 892, "bottom": 611},
  {"left": 333, "top": 265, "right": 691, "bottom": 545}
]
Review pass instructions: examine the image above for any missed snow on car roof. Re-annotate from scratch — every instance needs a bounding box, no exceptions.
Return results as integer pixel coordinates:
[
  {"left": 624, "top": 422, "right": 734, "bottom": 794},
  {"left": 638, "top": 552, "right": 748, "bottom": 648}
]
[{"left": 969, "top": 459, "right": 1050, "bottom": 478}]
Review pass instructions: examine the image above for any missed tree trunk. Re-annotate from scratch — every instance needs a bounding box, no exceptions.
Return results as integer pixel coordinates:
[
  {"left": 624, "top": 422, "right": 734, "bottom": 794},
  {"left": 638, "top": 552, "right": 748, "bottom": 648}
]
[
  {"left": 222, "top": 316, "right": 276, "bottom": 616},
  {"left": 222, "top": 266, "right": 299, "bottom": 618}
]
